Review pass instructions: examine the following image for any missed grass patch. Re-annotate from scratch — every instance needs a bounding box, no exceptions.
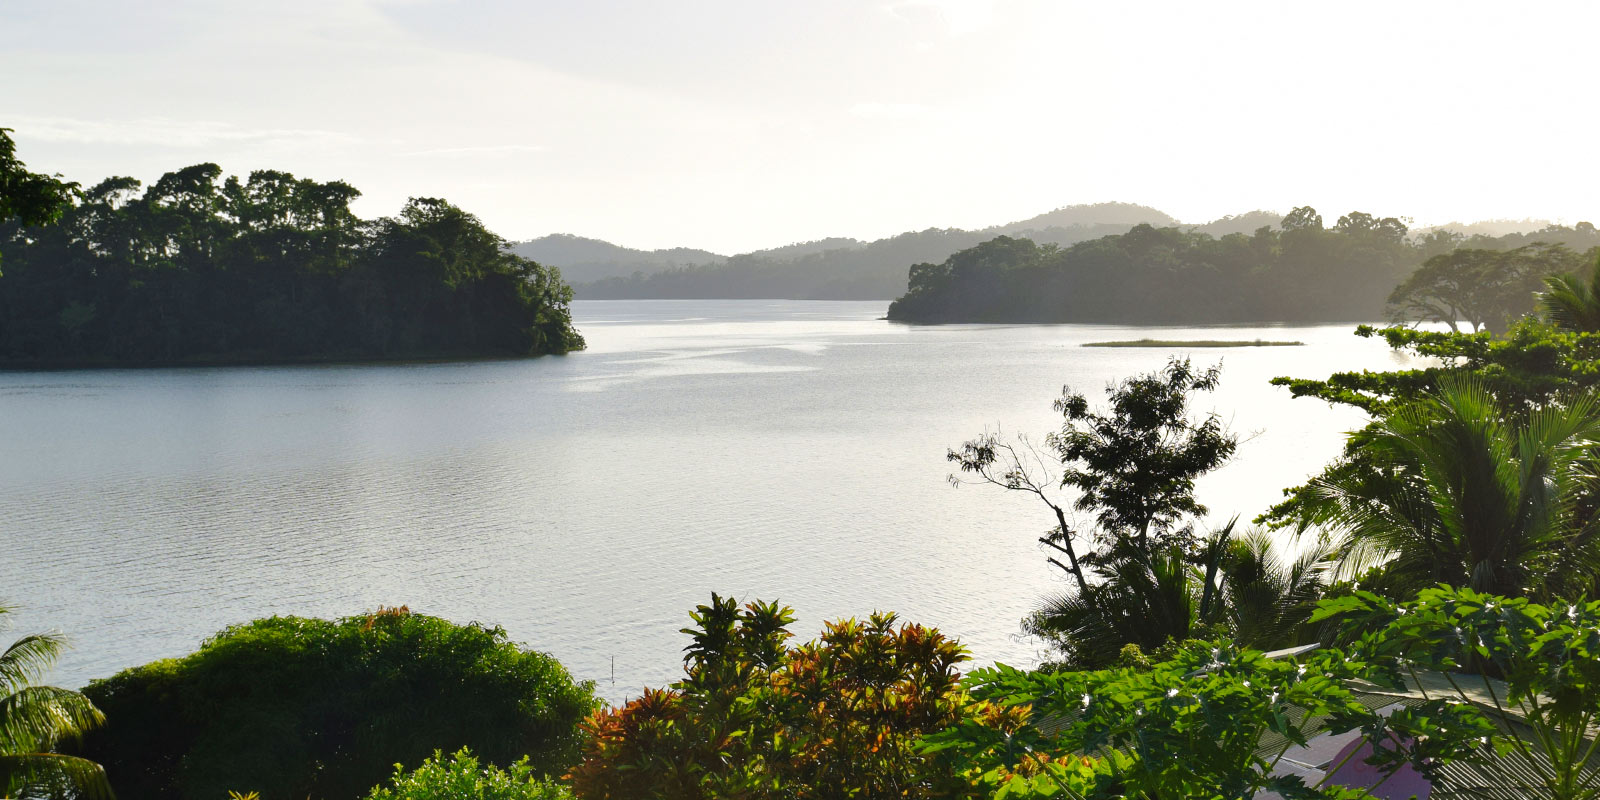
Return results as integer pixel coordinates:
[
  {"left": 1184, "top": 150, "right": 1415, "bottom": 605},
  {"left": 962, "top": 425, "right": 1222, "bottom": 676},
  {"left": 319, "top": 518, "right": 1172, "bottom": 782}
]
[{"left": 1083, "top": 339, "right": 1305, "bottom": 348}]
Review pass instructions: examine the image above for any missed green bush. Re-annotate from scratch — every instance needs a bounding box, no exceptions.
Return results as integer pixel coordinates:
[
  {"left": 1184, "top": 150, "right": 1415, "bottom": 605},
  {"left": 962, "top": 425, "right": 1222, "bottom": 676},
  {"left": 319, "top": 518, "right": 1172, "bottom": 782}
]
[
  {"left": 366, "top": 748, "right": 571, "bottom": 800},
  {"left": 76, "top": 607, "right": 596, "bottom": 800}
]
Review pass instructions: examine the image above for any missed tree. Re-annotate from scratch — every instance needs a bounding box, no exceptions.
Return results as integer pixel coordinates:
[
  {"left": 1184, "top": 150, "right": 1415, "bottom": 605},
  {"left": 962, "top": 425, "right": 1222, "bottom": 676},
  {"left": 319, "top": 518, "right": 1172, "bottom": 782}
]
[
  {"left": 950, "top": 358, "right": 1238, "bottom": 666},
  {"left": 1213, "top": 528, "right": 1338, "bottom": 649},
  {"left": 77, "top": 607, "right": 597, "bottom": 800},
  {"left": 1296, "top": 378, "right": 1600, "bottom": 601},
  {"left": 1023, "top": 544, "right": 1205, "bottom": 668},
  {"left": 0, "top": 128, "right": 77, "bottom": 228},
  {"left": 1388, "top": 243, "right": 1580, "bottom": 334},
  {"left": 1271, "top": 319, "right": 1600, "bottom": 419},
  {"left": 1024, "top": 523, "right": 1337, "bottom": 667},
  {"left": 1280, "top": 205, "right": 1324, "bottom": 232},
  {"left": 568, "top": 595, "right": 971, "bottom": 799},
  {"left": 0, "top": 604, "right": 112, "bottom": 800},
  {"left": 0, "top": 155, "right": 583, "bottom": 364},
  {"left": 1539, "top": 251, "right": 1600, "bottom": 333},
  {"left": 1052, "top": 358, "right": 1236, "bottom": 558}
]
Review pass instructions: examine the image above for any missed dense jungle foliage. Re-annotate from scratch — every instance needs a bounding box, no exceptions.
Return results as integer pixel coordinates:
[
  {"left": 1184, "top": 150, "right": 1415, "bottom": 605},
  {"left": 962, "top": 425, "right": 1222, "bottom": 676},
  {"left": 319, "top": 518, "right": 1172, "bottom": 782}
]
[
  {"left": 888, "top": 207, "right": 1600, "bottom": 325},
  {"left": 0, "top": 137, "right": 583, "bottom": 366}
]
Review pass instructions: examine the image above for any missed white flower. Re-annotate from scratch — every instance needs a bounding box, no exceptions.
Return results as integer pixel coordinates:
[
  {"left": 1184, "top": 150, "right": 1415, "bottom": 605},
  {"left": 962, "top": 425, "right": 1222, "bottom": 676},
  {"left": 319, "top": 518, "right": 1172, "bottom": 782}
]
[{"left": 1167, "top": 688, "right": 1179, "bottom": 698}]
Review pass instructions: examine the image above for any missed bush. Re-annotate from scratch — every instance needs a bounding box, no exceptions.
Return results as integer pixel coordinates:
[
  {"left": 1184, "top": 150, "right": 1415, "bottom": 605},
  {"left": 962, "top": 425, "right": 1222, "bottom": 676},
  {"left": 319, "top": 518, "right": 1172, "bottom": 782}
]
[
  {"left": 366, "top": 748, "right": 571, "bottom": 800},
  {"left": 568, "top": 594, "right": 971, "bottom": 799},
  {"left": 76, "top": 607, "right": 596, "bottom": 800}
]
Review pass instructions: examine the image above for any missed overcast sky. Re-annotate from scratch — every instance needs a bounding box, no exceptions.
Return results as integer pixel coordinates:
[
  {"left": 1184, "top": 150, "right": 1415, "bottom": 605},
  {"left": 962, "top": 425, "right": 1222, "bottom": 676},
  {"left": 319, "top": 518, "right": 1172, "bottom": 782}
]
[{"left": 6, "top": 0, "right": 1596, "bottom": 253}]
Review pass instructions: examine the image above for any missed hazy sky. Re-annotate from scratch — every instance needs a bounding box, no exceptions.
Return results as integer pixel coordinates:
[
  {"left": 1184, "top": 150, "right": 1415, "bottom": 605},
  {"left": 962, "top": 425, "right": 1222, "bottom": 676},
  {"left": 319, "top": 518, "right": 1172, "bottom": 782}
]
[{"left": 6, "top": 1, "right": 1596, "bottom": 253}]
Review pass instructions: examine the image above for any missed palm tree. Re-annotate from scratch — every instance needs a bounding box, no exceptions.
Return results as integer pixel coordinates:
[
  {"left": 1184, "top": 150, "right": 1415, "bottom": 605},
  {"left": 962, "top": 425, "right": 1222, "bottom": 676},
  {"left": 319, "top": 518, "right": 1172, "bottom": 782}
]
[
  {"left": 0, "top": 605, "right": 112, "bottom": 800},
  {"left": 1303, "top": 377, "right": 1600, "bottom": 601},
  {"left": 1026, "top": 546, "right": 1199, "bottom": 668},
  {"left": 1029, "top": 520, "right": 1340, "bottom": 667},
  {"left": 1539, "top": 253, "right": 1600, "bottom": 333},
  {"left": 1212, "top": 529, "right": 1337, "bottom": 648}
]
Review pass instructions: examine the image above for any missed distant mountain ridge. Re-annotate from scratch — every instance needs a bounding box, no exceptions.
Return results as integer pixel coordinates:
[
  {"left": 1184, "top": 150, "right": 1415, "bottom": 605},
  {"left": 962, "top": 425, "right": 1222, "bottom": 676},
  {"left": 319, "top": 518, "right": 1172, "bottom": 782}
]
[
  {"left": 509, "top": 234, "right": 726, "bottom": 283},
  {"left": 511, "top": 204, "right": 1562, "bottom": 301}
]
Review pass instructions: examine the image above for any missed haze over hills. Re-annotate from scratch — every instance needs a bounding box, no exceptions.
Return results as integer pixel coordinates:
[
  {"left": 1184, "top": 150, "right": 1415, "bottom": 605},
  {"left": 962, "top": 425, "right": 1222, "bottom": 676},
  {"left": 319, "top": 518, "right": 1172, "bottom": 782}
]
[{"left": 511, "top": 203, "right": 1562, "bottom": 301}]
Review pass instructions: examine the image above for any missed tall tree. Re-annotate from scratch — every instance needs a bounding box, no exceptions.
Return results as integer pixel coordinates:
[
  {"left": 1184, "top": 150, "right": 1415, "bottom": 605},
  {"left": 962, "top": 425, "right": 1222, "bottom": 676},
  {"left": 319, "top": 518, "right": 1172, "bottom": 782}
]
[
  {"left": 0, "top": 129, "right": 77, "bottom": 228},
  {"left": 950, "top": 358, "right": 1238, "bottom": 666},
  {"left": 1388, "top": 243, "right": 1580, "bottom": 334},
  {"left": 1052, "top": 358, "right": 1237, "bottom": 559}
]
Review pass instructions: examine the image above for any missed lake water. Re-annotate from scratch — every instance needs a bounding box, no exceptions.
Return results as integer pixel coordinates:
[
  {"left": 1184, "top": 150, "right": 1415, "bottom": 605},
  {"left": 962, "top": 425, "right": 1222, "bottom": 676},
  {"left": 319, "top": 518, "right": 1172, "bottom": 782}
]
[{"left": 1, "top": 300, "right": 1414, "bottom": 701}]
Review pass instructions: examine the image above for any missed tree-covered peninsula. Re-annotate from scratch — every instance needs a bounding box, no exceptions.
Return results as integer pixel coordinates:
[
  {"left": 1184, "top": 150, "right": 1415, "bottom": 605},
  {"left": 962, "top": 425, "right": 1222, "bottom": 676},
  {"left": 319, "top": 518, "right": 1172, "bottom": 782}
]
[
  {"left": 0, "top": 133, "right": 582, "bottom": 366},
  {"left": 888, "top": 207, "right": 1600, "bottom": 325}
]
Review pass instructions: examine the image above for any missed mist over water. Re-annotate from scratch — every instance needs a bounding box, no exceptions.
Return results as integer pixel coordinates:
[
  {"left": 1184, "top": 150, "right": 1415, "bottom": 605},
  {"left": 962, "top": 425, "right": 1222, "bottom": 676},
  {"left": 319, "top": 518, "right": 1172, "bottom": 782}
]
[{"left": 1, "top": 300, "right": 1408, "bottom": 702}]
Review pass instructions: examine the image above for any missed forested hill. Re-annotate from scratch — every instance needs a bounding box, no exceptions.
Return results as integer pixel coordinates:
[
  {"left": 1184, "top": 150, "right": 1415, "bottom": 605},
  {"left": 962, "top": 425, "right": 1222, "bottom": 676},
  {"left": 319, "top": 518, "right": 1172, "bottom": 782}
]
[
  {"left": 887, "top": 209, "right": 1600, "bottom": 324},
  {"left": 0, "top": 163, "right": 584, "bottom": 366},
  {"left": 516, "top": 203, "right": 1157, "bottom": 299},
  {"left": 509, "top": 234, "right": 726, "bottom": 284}
]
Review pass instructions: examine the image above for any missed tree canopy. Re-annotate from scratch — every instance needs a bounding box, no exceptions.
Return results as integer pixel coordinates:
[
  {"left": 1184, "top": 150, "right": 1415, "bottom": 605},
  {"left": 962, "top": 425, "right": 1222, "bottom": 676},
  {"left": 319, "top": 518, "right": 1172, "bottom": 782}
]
[
  {"left": 1386, "top": 243, "right": 1583, "bottom": 334},
  {"left": 0, "top": 160, "right": 582, "bottom": 365},
  {"left": 75, "top": 608, "right": 597, "bottom": 800},
  {"left": 0, "top": 128, "right": 77, "bottom": 231},
  {"left": 888, "top": 209, "right": 1600, "bottom": 325}
]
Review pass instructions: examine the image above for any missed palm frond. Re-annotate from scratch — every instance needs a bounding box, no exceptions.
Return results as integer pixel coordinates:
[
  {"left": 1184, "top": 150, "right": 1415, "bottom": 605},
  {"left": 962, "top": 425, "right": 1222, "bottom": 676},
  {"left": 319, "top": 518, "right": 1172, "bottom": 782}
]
[
  {"left": 0, "top": 686, "right": 106, "bottom": 753},
  {"left": 0, "top": 752, "right": 115, "bottom": 800},
  {"left": 1539, "top": 256, "right": 1600, "bottom": 333},
  {"left": 0, "top": 635, "right": 65, "bottom": 696}
]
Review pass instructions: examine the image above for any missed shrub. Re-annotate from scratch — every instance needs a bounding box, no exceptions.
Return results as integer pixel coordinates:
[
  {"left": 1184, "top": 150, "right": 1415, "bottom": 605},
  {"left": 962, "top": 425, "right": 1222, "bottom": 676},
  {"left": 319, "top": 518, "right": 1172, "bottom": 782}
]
[
  {"left": 366, "top": 748, "right": 571, "bottom": 800},
  {"left": 76, "top": 607, "right": 597, "bottom": 800},
  {"left": 567, "top": 594, "right": 970, "bottom": 799}
]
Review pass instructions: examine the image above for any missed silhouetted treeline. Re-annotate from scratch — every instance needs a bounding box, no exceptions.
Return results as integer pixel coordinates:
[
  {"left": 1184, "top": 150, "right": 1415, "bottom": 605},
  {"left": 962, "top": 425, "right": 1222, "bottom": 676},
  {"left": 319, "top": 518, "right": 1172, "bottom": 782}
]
[
  {"left": 566, "top": 202, "right": 1225, "bottom": 299},
  {"left": 887, "top": 209, "right": 1600, "bottom": 323},
  {"left": 0, "top": 164, "right": 582, "bottom": 366}
]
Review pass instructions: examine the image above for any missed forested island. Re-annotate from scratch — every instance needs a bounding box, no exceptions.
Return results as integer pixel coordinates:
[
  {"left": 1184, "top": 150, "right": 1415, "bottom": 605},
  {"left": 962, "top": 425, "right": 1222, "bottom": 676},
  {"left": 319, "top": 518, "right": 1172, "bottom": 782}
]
[
  {"left": 888, "top": 208, "right": 1600, "bottom": 325},
  {"left": 0, "top": 131, "right": 582, "bottom": 366}
]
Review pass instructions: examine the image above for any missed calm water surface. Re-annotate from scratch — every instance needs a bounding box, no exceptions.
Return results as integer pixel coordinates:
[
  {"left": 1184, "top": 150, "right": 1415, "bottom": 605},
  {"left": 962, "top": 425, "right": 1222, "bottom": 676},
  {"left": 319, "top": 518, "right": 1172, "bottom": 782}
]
[{"left": 2, "top": 300, "right": 1414, "bottom": 700}]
